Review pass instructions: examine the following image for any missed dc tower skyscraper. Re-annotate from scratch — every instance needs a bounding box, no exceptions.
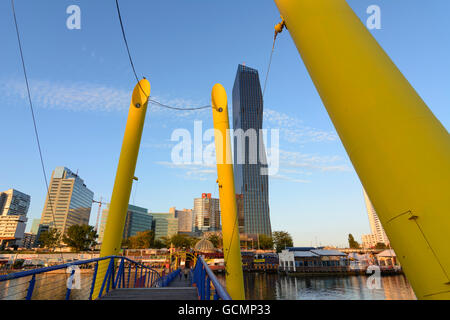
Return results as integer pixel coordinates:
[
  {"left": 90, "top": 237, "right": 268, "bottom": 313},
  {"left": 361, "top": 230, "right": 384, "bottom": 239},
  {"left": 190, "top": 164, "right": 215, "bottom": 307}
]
[{"left": 232, "top": 64, "right": 272, "bottom": 237}]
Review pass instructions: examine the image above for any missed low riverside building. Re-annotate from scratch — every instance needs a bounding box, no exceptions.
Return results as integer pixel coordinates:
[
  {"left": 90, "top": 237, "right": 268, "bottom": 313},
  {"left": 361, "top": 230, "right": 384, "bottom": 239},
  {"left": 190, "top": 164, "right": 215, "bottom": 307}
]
[
  {"left": 253, "top": 253, "right": 279, "bottom": 271},
  {"left": 241, "top": 251, "right": 255, "bottom": 271},
  {"left": 278, "top": 247, "right": 348, "bottom": 273},
  {"left": 375, "top": 249, "right": 401, "bottom": 272},
  {"left": 240, "top": 251, "right": 279, "bottom": 271}
]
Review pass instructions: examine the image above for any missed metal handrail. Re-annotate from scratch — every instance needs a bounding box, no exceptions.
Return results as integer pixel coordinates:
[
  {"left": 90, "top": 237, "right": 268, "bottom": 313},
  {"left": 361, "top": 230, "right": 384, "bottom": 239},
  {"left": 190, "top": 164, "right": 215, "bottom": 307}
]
[
  {"left": 0, "top": 256, "right": 160, "bottom": 282},
  {"left": 192, "top": 256, "right": 231, "bottom": 300},
  {"left": 0, "top": 255, "right": 162, "bottom": 300}
]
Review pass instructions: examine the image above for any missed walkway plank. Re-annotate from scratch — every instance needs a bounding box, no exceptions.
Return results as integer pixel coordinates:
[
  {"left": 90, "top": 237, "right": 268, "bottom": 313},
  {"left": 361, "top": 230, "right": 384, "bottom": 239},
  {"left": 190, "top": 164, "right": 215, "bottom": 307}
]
[
  {"left": 98, "top": 272, "right": 198, "bottom": 300},
  {"left": 98, "top": 287, "right": 198, "bottom": 300}
]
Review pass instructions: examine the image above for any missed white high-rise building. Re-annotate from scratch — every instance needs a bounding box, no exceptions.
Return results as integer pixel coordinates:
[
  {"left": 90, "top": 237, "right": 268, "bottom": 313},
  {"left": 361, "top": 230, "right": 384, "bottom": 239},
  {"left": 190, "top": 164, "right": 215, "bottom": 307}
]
[
  {"left": 194, "top": 193, "right": 220, "bottom": 232},
  {"left": 362, "top": 188, "right": 389, "bottom": 246},
  {"left": 0, "top": 189, "right": 31, "bottom": 247}
]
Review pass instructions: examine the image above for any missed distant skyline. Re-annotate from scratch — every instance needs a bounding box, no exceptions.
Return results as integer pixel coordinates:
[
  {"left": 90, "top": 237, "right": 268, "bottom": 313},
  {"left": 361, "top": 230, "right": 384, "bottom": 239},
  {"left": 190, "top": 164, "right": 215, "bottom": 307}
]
[{"left": 1, "top": 1, "right": 449, "bottom": 247}]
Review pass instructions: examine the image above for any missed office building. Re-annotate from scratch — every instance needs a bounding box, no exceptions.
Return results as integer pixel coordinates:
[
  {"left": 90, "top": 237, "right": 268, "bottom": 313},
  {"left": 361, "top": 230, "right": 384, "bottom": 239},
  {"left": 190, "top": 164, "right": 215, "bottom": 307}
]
[
  {"left": 193, "top": 193, "right": 220, "bottom": 232},
  {"left": 151, "top": 212, "right": 178, "bottom": 241},
  {"left": 21, "top": 232, "right": 37, "bottom": 249},
  {"left": 362, "top": 233, "right": 378, "bottom": 249},
  {"left": 40, "top": 167, "right": 94, "bottom": 235},
  {"left": 0, "top": 189, "right": 30, "bottom": 247},
  {"left": 35, "top": 224, "right": 50, "bottom": 247},
  {"left": 170, "top": 207, "right": 194, "bottom": 233},
  {"left": 362, "top": 188, "right": 390, "bottom": 246},
  {"left": 30, "top": 218, "right": 41, "bottom": 235},
  {"left": 98, "top": 204, "right": 152, "bottom": 243},
  {"left": 232, "top": 64, "right": 272, "bottom": 236}
]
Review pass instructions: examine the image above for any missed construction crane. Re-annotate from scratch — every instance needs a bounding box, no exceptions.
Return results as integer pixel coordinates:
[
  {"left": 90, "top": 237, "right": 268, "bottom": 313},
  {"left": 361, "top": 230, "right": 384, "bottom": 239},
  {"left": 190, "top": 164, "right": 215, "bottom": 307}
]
[{"left": 92, "top": 197, "right": 108, "bottom": 232}]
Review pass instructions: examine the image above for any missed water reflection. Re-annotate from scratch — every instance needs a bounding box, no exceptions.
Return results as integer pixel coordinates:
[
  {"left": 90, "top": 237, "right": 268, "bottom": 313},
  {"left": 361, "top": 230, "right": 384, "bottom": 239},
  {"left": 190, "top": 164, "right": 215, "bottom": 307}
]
[{"left": 217, "top": 273, "right": 416, "bottom": 300}]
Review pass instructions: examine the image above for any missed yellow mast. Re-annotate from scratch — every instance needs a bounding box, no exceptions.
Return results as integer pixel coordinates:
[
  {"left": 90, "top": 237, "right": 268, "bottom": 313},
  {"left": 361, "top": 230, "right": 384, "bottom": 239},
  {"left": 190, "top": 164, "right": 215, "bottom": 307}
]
[
  {"left": 273, "top": 0, "right": 450, "bottom": 299},
  {"left": 92, "top": 79, "right": 150, "bottom": 299},
  {"left": 211, "top": 84, "right": 245, "bottom": 300}
]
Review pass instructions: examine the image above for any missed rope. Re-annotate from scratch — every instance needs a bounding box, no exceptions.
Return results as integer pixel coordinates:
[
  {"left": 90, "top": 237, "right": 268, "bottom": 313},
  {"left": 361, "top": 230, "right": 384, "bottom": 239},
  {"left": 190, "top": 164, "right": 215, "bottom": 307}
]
[
  {"left": 11, "top": 0, "right": 64, "bottom": 262},
  {"left": 148, "top": 99, "right": 210, "bottom": 111},
  {"left": 115, "top": 0, "right": 210, "bottom": 111},
  {"left": 262, "top": 35, "right": 278, "bottom": 98}
]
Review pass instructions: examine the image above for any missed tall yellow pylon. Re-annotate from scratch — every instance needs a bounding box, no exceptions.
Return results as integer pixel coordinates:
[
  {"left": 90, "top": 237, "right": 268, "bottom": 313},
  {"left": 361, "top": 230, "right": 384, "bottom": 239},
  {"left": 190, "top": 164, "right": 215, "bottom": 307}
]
[
  {"left": 211, "top": 84, "right": 245, "bottom": 300},
  {"left": 273, "top": 0, "right": 450, "bottom": 299},
  {"left": 92, "top": 79, "right": 150, "bottom": 299}
]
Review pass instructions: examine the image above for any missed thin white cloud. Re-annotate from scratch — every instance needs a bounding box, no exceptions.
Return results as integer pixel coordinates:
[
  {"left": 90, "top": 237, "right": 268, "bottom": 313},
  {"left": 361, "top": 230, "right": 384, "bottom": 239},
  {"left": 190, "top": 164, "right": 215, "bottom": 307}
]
[
  {"left": 156, "top": 161, "right": 216, "bottom": 181},
  {"left": 0, "top": 78, "right": 209, "bottom": 118},
  {"left": 264, "top": 108, "right": 338, "bottom": 143},
  {"left": 279, "top": 149, "right": 352, "bottom": 172},
  {"left": 270, "top": 174, "right": 311, "bottom": 184}
]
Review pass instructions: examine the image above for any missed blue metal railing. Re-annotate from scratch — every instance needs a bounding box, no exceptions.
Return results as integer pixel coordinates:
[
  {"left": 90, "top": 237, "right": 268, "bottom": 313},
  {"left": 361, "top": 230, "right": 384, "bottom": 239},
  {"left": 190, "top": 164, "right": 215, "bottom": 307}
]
[
  {"left": 159, "top": 268, "right": 181, "bottom": 287},
  {"left": 191, "top": 256, "right": 231, "bottom": 300},
  {"left": 0, "top": 256, "right": 162, "bottom": 300}
]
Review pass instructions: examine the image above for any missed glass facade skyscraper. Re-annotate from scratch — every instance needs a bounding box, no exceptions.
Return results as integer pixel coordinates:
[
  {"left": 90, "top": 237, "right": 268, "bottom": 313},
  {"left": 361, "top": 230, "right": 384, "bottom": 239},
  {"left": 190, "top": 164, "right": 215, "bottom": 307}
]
[
  {"left": 232, "top": 64, "right": 272, "bottom": 236},
  {"left": 98, "top": 204, "right": 152, "bottom": 243},
  {"left": 150, "top": 212, "right": 178, "bottom": 241},
  {"left": 40, "top": 167, "right": 94, "bottom": 235}
]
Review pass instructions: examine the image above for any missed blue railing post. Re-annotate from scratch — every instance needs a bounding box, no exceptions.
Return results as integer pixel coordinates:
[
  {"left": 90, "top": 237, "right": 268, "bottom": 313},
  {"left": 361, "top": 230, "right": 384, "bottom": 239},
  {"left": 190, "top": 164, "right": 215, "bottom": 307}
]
[
  {"left": 134, "top": 265, "right": 138, "bottom": 288},
  {"left": 127, "top": 264, "right": 131, "bottom": 288},
  {"left": 110, "top": 258, "right": 116, "bottom": 290},
  {"left": 200, "top": 265, "right": 204, "bottom": 300},
  {"left": 89, "top": 262, "right": 99, "bottom": 300},
  {"left": 190, "top": 256, "right": 232, "bottom": 300},
  {"left": 139, "top": 266, "right": 143, "bottom": 287},
  {"left": 121, "top": 259, "right": 126, "bottom": 288},
  {"left": 100, "top": 258, "right": 114, "bottom": 297},
  {"left": 206, "top": 276, "right": 211, "bottom": 300},
  {"left": 114, "top": 258, "right": 124, "bottom": 288},
  {"left": 25, "top": 274, "right": 36, "bottom": 300},
  {"left": 65, "top": 269, "right": 76, "bottom": 300},
  {"left": 149, "top": 272, "right": 153, "bottom": 287}
]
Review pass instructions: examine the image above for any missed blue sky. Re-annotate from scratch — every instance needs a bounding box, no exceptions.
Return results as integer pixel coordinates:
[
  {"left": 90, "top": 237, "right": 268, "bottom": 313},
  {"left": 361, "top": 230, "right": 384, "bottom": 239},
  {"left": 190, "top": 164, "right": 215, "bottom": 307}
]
[{"left": 0, "top": 0, "right": 449, "bottom": 247}]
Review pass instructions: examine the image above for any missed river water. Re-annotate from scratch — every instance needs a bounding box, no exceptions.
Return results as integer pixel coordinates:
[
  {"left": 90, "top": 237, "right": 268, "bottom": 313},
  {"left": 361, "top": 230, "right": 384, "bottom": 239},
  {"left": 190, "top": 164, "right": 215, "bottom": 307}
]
[
  {"left": 217, "top": 273, "right": 416, "bottom": 300},
  {"left": 0, "top": 271, "right": 416, "bottom": 300}
]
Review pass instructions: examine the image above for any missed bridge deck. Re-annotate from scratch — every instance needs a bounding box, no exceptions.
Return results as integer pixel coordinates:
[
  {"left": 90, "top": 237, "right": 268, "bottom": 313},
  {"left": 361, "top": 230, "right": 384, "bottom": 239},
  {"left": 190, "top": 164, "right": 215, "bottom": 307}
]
[{"left": 98, "top": 273, "right": 198, "bottom": 300}]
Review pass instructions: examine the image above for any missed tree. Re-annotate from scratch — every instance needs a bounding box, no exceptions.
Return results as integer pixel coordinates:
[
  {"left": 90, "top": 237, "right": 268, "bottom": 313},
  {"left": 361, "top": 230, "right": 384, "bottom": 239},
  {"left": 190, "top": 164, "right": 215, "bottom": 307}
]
[
  {"left": 272, "top": 231, "right": 293, "bottom": 253},
  {"left": 207, "top": 234, "right": 223, "bottom": 249},
  {"left": 13, "top": 259, "right": 24, "bottom": 269},
  {"left": 348, "top": 234, "right": 360, "bottom": 249},
  {"left": 258, "top": 234, "right": 274, "bottom": 250},
  {"left": 127, "top": 230, "right": 154, "bottom": 249},
  {"left": 39, "top": 228, "right": 61, "bottom": 250},
  {"left": 153, "top": 239, "right": 165, "bottom": 249},
  {"left": 375, "top": 242, "right": 387, "bottom": 250},
  {"left": 170, "top": 234, "right": 194, "bottom": 249},
  {"left": 160, "top": 236, "right": 171, "bottom": 248},
  {"left": 62, "top": 225, "right": 98, "bottom": 252},
  {"left": 121, "top": 238, "right": 130, "bottom": 248}
]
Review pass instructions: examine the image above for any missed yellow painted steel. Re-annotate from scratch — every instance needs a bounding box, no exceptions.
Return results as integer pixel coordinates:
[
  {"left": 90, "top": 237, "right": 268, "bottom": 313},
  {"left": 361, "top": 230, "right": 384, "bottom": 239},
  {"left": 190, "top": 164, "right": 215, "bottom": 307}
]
[
  {"left": 273, "top": 0, "right": 450, "bottom": 299},
  {"left": 211, "top": 84, "right": 245, "bottom": 300},
  {"left": 92, "top": 79, "right": 150, "bottom": 299}
]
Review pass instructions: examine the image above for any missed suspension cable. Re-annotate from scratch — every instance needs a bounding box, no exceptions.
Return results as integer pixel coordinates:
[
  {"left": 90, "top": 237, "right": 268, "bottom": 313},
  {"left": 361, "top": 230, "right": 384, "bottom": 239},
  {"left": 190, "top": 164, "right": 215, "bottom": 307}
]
[
  {"left": 115, "top": 0, "right": 211, "bottom": 111},
  {"left": 263, "top": 36, "right": 277, "bottom": 98},
  {"left": 11, "top": 0, "right": 64, "bottom": 260},
  {"left": 263, "top": 23, "right": 285, "bottom": 99}
]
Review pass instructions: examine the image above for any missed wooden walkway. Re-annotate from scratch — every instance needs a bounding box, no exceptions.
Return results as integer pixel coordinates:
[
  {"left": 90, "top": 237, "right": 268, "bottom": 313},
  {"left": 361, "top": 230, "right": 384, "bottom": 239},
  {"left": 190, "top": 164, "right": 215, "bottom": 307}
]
[{"left": 98, "top": 273, "right": 198, "bottom": 300}]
